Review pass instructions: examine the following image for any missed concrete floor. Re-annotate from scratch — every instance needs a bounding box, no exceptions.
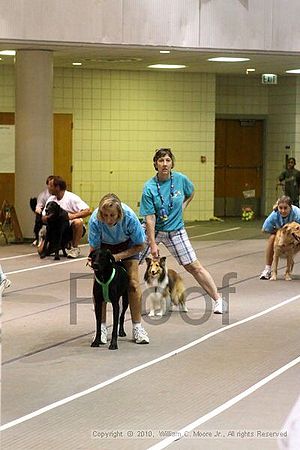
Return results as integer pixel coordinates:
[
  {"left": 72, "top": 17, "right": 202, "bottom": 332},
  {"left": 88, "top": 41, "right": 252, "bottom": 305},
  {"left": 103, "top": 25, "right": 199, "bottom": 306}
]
[{"left": 1, "top": 219, "right": 299, "bottom": 450}]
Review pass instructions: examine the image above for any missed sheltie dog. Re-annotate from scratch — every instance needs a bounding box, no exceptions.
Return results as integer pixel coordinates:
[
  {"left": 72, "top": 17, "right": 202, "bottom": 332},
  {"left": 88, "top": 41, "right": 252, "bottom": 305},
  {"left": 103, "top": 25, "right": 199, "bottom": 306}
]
[{"left": 144, "top": 256, "right": 188, "bottom": 316}]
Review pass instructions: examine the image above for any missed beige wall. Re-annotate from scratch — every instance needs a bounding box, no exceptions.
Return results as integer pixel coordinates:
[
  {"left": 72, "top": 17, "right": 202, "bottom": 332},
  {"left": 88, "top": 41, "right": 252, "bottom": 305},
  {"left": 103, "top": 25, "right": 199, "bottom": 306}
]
[
  {"left": 54, "top": 68, "right": 216, "bottom": 220},
  {"left": 1, "top": 65, "right": 300, "bottom": 217},
  {"left": 0, "top": 65, "right": 216, "bottom": 220}
]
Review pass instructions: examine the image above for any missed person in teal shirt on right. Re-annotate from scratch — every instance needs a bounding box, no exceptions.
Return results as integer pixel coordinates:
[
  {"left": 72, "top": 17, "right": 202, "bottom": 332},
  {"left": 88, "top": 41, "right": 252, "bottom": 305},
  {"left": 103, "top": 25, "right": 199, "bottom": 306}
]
[
  {"left": 259, "top": 195, "right": 300, "bottom": 280},
  {"left": 140, "top": 148, "right": 226, "bottom": 314}
]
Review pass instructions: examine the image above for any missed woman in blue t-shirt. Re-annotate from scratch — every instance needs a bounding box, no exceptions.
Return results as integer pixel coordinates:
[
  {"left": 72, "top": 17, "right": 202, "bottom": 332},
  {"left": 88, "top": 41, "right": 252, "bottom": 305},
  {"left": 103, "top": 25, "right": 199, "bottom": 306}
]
[
  {"left": 140, "top": 148, "right": 225, "bottom": 314},
  {"left": 259, "top": 195, "right": 300, "bottom": 279},
  {"left": 88, "top": 193, "right": 149, "bottom": 344}
]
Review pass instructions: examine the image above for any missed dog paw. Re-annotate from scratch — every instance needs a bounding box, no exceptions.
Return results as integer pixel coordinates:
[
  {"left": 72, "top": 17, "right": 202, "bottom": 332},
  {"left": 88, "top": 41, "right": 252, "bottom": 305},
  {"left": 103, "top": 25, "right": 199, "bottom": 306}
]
[
  {"left": 148, "top": 311, "right": 155, "bottom": 317},
  {"left": 109, "top": 342, "right": 118, "bottom": 350},
  {"left": 119, "top": 329, "right": 126, "bottom": 337},
  {"left": 270, "top": 276, "right": 277, "bottom": 281},
  {"left": 285, "top": 276, "right": 292, "bottom": 281},
  {"left": 180, "top": 305, "right": 188, "bottom": 312},
  {"left": 157, "top": 311, "right": 163, "bottom": 316},
  {"left": 91, "top": 340, "right": 100, "bottom": 347}
]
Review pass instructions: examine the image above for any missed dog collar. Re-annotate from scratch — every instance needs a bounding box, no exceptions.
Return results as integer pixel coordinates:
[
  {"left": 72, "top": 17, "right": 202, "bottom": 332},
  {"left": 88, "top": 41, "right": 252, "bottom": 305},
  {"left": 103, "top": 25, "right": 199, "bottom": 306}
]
[{"left": 95, "top": 267, "right": 116, "bottom": 303}]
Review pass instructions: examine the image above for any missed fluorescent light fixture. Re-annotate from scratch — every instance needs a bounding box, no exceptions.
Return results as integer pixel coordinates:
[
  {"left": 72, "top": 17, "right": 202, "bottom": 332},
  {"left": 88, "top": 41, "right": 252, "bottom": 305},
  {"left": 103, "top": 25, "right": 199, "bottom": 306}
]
[
  {"left": 246, "top": 68, "right": 256, "bottom": 72},
  {"left": 0, "top": 50, "right": 16, "bottom": 56},
  {"left": 208, "top": 57, "right": 250, "bottom": 62},
  {"left": 286, "top": 68, "right": 300, "bottom": 74},
  {"left": 72, "top": 62, "right": 82, "bottom": 66},
  {"left": 160, "top": 50, "right": 170, "bottom": 54},
  {"left": 148, "top": 64, "right": 186, "bottom": 69}
]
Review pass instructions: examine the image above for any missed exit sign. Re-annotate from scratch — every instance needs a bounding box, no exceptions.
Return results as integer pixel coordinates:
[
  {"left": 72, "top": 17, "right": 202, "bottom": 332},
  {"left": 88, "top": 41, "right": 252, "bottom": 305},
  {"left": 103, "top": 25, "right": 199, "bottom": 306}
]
[{"left": 262, "top": 74, "right": 277, "bottom": 84}]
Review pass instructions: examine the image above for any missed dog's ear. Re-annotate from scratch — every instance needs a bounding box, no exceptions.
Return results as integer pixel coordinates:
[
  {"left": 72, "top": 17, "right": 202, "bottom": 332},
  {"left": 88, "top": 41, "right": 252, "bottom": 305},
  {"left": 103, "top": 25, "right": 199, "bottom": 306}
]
[
  {"left": 88, "top": 249, "right": 96, "bottom": 259},
  {"left": 160, "top": 256, "right": 167, "bottom": 267},
  {"left": 145, "top": 257, "right": 152, "bottom": 265}
]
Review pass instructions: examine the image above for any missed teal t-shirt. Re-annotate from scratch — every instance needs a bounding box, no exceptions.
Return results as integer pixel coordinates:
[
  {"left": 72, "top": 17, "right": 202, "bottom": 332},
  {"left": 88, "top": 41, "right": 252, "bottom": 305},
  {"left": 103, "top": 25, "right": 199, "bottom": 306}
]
[
  {"left": 140, "top": 171, "right": 194, "bottom": 231},
  {"left": 88, "top": 203, "right": 145, "bottom": 249}
]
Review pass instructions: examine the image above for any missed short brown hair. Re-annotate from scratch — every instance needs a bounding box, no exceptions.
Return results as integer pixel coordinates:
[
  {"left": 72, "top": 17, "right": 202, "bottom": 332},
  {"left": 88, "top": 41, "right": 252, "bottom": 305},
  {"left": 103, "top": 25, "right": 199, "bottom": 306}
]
[
  {"left": 153, "top": 148, "right": 175, "bottom": 169},
  {"left": 51, "top": 176, "right": 67, "bottom": 191},
  {"left": 97, "top": 193, "right": 123, "bottom": 222}
]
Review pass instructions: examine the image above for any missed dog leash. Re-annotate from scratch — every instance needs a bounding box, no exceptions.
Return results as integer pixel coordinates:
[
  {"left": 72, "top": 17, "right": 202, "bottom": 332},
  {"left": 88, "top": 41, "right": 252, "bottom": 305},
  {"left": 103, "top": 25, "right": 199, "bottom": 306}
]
[{"left": 94, "top": 268, "right": 116, "bottom": 303}]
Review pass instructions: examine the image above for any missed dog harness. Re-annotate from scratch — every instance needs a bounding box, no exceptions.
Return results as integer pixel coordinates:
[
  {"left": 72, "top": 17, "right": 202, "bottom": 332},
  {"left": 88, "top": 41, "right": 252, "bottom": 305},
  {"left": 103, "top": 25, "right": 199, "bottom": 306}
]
[{"left": 95, "top": 268, "right": 116, "bottom": 303}]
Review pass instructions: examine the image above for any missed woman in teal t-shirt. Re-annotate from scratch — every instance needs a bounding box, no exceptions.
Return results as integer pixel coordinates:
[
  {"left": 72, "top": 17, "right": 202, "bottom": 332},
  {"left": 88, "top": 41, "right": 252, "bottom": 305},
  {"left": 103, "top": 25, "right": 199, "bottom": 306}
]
[{"left": 140, "top": 148, "right": 225, "bottom": 315}]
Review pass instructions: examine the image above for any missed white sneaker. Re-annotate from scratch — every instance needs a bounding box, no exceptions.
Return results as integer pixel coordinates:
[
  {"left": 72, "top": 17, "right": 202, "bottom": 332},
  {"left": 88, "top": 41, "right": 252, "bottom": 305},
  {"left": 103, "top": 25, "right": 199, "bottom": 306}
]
[
  {"left": 214, "top": 297, "right": 227, "bottom": 314},
  {"left": 132, "top": 326, "right": 149, "bottom": 344},
  {"left": 259, "top": 268, "right": 271, "bottom": 280},
  {"left": 0, "top": 278, "right": 11, "bottom": 295},
  {"left": 101, "top": 325, "right": 108, "bottom": 344},
  {"left": 67, "top": 247, "right": 81, "bottom": 259}
]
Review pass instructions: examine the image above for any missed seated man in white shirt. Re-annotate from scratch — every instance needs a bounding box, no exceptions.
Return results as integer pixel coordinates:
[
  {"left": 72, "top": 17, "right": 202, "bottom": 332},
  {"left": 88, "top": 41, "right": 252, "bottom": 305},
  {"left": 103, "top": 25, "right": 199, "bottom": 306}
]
[{"left": 42, "top": 176, "right": 92, "bottom": 258}]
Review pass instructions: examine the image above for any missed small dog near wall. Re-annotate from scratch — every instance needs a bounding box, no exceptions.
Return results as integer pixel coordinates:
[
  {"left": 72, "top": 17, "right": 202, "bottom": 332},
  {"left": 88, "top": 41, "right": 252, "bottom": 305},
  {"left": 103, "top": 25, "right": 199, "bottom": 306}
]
[
  {"left": 89, "top": 248, "right": 129, "bottom": 350},
  {"left": 271, "top": 221, "right": 300, "bottom": 280},
  {"left": 144, "top": 256, "right": 188, "bottom": 316},
  {"left": 38, "top": 201, "right": 72, "bottom": 260}
]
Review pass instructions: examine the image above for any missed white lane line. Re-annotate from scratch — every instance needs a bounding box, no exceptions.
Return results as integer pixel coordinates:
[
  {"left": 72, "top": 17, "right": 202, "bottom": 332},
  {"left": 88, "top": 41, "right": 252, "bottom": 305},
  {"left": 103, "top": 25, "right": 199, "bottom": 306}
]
[
  {"left": 0, "top": 244, "right": 89, "bottom": 262},
  {"left": 190, "top": 227, "right": 240, "bottom": 239},
  {"left": 0, "top": 253, "right": 37, "bottom": 261},
  {"left": 6, "top": 257, "right": 87, "bottom": 275},
  {"left": 147, "top": 355, "right": 300, "bottom": 450},
  {"left": 1, "top": 293, "right": 299, "bottom": 432}
]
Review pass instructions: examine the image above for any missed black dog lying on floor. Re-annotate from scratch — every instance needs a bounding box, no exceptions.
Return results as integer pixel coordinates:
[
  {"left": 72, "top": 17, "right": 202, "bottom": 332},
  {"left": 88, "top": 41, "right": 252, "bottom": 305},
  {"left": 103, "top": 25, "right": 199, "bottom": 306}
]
[
  {"left": 38, "top": 201, "right": 72, "bottom": 260},
  {"left": 89, "top": 248, "right": 129, "bottom": 350}
]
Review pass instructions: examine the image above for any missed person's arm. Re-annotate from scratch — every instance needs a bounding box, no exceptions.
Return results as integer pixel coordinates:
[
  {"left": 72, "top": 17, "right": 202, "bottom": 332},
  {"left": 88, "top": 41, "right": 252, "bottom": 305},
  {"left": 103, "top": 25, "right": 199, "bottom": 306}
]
[
  {"left": 182, "top": 191, "right": 194, "bottom": 210},
  {"left": 145, "top": 214, "right": 159, "bottom": 258},
  {"left": 113, "top": 243, "right": 145, "bottom": 262},
  {"left": 68, "top": 208, "right": 92, "bottom": 220}
]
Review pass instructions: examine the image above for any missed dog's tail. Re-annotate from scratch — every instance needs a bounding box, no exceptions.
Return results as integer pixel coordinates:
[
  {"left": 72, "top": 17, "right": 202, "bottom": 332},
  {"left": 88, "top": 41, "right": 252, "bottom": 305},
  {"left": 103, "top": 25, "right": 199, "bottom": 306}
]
[{"left": 168, "top": 269, "right": 185, "bottom": 305}]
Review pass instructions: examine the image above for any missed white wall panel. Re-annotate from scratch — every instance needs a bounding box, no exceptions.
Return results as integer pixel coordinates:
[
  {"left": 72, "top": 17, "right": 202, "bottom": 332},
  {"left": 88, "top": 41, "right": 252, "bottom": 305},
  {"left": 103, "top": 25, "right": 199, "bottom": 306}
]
[
  {"left": 271, "top": 0, "right": 300, "bottom": 51},
  {"left": 122, "top": 0, "right": 199, "bottom": 46},
  {"left": 199, "top": 0, "right": 272, "bottom": 50},
  {"left": 0, "top": 0, "right": 300, "bottom": 52},
  {"left": 0, "top": 0, "right": 123, "bottom": 44}
]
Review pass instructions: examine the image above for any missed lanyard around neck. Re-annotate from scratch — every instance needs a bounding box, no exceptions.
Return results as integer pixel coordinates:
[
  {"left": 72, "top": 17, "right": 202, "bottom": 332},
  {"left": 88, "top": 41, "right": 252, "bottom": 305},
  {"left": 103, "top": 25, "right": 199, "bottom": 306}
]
[{"left": 156, "top": 172, "right": 174, "bottom": 210}]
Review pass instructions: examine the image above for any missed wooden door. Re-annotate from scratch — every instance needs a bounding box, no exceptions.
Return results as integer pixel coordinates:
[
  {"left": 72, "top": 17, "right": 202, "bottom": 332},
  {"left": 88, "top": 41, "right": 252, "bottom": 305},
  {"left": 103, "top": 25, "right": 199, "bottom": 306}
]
[
  {"left": 0, "top": 113, "right": 72, "bottom": 204},
  {"left": 53, "top": 114, "right": 73, "bottom": 190},
  {"left": 0, "top": 113, "right": 15, "bottom": 206},
  {"left": 214, "top": 119, "right": 263, "bottom": 217}
]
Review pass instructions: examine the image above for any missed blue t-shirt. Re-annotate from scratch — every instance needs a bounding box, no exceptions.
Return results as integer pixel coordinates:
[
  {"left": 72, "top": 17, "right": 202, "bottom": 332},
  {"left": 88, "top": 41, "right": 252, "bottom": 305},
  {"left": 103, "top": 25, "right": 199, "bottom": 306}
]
[
  {"left": 262, "top": 205, "right": 300, "bottom": 233},
  {"left": 88, "top": 203, "right": 145, "bottom": 249},
  {"left": 140, "top": 171, "right": 194, "bottom": 231}
]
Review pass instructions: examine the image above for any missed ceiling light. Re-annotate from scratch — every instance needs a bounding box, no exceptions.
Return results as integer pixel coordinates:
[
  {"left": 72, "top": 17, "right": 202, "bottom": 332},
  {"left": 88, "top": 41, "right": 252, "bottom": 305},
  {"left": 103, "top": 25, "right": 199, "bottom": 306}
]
[
  {"left": 208, "top": 57, "right": 250, "bottom": 62},
  {"left": 160, "top": 50, "right": 170, "bottom": 54},
  {"left": 0, "top": 50, "right": 16, "bottom": 56},
  {"left": 72, "top": 62, "right": 82, "bottom": 66},
  {"left": 286, "top": 68, "right": 300, "bottom": 74},
  {"left": 246, "top": 68, "right": 256, "bottom": 74},
  {"left": 148, "top": 64, "right": 186, "bottom": 69}
]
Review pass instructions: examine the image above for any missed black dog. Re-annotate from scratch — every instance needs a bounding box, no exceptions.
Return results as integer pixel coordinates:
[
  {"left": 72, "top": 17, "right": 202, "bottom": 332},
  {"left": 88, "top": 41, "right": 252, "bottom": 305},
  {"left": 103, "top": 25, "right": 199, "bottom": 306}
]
[
  {"left": 39, "top": 201, "right": 72, "bottom": 260},
  {"left": 89, "top": 248, "right": 129, "bottom": 350}
]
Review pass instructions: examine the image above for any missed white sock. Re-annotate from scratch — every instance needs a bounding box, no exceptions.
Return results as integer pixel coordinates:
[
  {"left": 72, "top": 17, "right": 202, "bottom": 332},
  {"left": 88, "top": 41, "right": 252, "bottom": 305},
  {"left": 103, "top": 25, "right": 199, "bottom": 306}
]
[
  {"left": 265, "top": 265, "right": 271, "bottom": 270},
  {"left": 101, "top": 323, "right": 107, "bottom": 330},
  {"left": 132, "top": 322, "right": 142, "bottom": 330}
]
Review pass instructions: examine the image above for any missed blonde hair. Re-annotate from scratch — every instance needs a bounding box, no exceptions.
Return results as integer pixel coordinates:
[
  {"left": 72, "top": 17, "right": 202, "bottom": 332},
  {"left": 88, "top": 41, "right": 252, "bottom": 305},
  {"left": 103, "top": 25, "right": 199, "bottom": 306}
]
[{"left": 97, "top": 193, "right": 123, "bottom": 222}]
